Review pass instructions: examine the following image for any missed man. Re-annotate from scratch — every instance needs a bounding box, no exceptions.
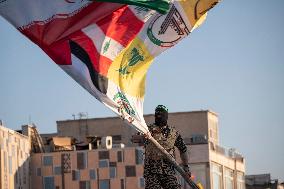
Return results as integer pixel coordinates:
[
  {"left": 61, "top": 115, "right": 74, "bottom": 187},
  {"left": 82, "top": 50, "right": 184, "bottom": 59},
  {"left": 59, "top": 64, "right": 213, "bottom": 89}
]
[{"left": 143, "top": 105, "right": 191, "bottom": 189}]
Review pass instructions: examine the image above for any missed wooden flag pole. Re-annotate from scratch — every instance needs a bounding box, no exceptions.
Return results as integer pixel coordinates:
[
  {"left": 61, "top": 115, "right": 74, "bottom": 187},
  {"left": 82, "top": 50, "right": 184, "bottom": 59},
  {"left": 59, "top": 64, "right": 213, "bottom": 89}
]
[{"left": 147, "top": 134, "right": 201, "bottom": 189}]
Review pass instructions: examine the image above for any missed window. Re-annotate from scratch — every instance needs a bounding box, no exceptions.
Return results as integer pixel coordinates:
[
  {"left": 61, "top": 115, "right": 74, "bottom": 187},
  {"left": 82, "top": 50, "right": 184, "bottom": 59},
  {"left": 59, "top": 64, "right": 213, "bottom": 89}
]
[
  {"left": 125, "top": 166, "right": 136, "bottom": 177},
  {"left": 43, "top": 156, "right": 53, "bottom": 166},
  {"left": 99, "top": 151, "right": 109, "bottom": 159},
  {"left": 4, "top": 151, "right": 7, "bottom": 169},
  {"left": 112, "top": 135, "right": 122, "bottom": 141},
  {"left": 54, "top": 166, "right": 61, "bottom": 175},
  {"left": 9, "top": 156, "right": 12, "bottom": 174},
  {"left": 37, "top": 168, "right": 42, "bottom": 176},
  {"left": 89, "top": 169, "right": 96, "bottom": 180},
  {"left": 77, "top": 152, "right": 87, "bottom": 169},
  {"left": 109, "top": 162, "right": 117, "bottom": 167},
  {"left": 117, "top": 151, "right": 123, "bottom": 162},
  {"left": 99, "top": 160, "right": 109, "bottom": 168},
  {"left": 72, "top": 170, "right": 80, "bottom": 180},
  {"left": 99, "top": 179, "right": 110, "bottom": 189},
  {"left": 43, "top": 176, "right": 55, "bottom": 189},
  {"left": 139, "top": 177, "right": 145, "bottom": 188},
  {"left": 0, "top": 137, "right": 3, "bottom": 149},
  {"left": 211, "top": 162, "right": 222, "bottom": 189},
  {"left": 12, "top": 145, "right": 15, "bottom": 157},
  {"left": 225, "top": 168, "right": 234, "bottom": 189},
  {"left": 135, "top": 148, "right": 144, "bottom": 164},
  {"left": 110, "top": 167, "right": 116, "bottom": 178},
  {"left": 80, "top": 181, "right": 90, "bottom": 189},
  {"left": 120, "top": 179, "right": 125, "bottom": 189},
  {"left": 237, "top": 172, "right": 245, "bottom": 189}
]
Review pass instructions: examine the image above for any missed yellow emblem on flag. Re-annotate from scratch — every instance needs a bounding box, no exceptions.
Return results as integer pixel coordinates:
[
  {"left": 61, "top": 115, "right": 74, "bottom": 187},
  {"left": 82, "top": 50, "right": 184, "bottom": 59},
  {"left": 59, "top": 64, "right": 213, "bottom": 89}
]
[{"left": 107, "top": 37, "right": 154, "bottom": 98}]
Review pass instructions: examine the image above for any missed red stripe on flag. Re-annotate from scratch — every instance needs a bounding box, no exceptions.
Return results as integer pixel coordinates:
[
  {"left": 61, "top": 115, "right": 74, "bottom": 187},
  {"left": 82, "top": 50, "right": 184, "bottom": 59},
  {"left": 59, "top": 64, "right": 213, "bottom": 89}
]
[
  {"left": 20, "top": 2, "right": 125, "bottom": 47},
  {"left": 70, "top": 31, "right": 112, "bottom": 77},
  {"left": 97, "top": 6, "right": 144, "bottom": 47},
  {"left": 47, "top": 40, "right": 72, "bottom": 65}
]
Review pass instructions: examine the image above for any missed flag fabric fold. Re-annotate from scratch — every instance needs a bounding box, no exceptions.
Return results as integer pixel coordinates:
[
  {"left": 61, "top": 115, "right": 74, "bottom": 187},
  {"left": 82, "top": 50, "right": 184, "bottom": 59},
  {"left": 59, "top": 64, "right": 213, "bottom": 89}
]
[{"left": 0, "top": 0, "right": 219, "bottom": 134}]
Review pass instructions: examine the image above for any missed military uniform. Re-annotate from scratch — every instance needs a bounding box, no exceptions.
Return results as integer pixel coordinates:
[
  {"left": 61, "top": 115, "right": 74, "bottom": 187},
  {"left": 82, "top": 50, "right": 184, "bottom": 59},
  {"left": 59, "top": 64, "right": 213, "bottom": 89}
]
[{"left": 144, "top": 123, "right": 188, "bottom": 189}]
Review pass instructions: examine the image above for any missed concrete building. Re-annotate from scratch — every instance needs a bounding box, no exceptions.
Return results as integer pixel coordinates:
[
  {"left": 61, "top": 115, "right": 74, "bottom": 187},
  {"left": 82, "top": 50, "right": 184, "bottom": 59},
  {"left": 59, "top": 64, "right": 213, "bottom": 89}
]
[
  {"left": 0, "top": 110, "right": 246, "bottom": 189},
  {"left": 0, "top": 123, "right": 31, "bottom": 189},
  {"left": 246, "top": 174, "right": 284, "bottom": 189},
  {"left": 30, "top": 147, "right": 145, "bottom": 189},
  {"left": 54, "top": 110, "right": 246, "bottom": 189}
]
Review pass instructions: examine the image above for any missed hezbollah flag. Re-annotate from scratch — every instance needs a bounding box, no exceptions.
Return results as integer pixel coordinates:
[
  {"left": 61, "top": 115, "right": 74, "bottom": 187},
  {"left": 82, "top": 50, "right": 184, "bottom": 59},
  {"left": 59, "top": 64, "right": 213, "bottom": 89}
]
[{"left": 0, "top": 0, "right": 219, "bottom": 134}]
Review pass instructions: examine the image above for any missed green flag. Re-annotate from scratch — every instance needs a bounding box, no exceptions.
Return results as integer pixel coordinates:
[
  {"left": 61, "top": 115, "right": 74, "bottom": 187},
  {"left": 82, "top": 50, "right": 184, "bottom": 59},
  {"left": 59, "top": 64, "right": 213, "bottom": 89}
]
[{"left": 95, "top": 0, "right": 170, "bottom": 14}]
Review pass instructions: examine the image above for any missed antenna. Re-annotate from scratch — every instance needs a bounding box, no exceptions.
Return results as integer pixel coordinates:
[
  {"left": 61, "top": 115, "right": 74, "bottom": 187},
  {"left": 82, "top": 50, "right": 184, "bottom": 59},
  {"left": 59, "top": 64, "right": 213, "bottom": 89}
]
[{"left": 78, "top": 112, "right": 88, "bottom": 119}]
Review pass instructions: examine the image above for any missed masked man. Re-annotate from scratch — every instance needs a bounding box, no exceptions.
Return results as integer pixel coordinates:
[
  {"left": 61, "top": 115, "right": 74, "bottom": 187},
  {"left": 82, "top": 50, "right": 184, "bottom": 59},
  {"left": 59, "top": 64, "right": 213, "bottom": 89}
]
[{"left": 143, "top": 105, "right": 191, "bottom": 189}]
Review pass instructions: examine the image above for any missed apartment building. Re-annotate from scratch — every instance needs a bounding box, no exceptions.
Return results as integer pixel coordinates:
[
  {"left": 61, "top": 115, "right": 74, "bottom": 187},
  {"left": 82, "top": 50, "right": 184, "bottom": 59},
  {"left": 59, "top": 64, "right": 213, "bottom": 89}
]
[{"left": 0, "top": 123, "right": 31, "bottom": 189}]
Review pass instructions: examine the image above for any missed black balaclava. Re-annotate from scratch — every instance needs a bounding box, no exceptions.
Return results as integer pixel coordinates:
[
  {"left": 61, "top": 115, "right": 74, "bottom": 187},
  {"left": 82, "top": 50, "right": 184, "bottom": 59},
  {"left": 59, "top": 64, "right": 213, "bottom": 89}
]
[{"left": 155, "top": 105, "right": 168, "bottom": 127}]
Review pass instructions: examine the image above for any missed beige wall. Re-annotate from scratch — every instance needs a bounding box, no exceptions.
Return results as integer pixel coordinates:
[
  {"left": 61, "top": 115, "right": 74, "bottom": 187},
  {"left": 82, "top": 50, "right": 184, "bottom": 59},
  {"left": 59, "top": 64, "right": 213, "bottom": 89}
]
[
  {"left": 57, "top": 117, "right": 137, "bottom": 146},
  {"left": 0, "top": 126, "right": 31, "bottom": 189},
  {"left": 57, "top": 110, "right": 219, "bottom": 147}
]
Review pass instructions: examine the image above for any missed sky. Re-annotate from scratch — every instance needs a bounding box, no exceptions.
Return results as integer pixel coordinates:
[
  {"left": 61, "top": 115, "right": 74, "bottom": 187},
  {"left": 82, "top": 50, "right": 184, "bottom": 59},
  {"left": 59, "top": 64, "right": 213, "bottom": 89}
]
[{"left": 0, "top": 0, "right": 284, "bottom": 182}]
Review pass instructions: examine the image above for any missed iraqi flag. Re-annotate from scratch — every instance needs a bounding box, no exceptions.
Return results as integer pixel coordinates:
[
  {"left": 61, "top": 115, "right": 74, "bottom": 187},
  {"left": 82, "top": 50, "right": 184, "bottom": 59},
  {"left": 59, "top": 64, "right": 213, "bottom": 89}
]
[{"left": 0, "top": 0, "right": 219, "bottom": 134}]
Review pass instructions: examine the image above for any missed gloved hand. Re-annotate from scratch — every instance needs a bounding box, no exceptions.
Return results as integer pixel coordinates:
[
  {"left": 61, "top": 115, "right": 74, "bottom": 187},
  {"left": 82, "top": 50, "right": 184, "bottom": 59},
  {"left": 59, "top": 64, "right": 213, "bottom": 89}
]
[{"left": 183, "top": 164, "right": 191, "bottom": 178}]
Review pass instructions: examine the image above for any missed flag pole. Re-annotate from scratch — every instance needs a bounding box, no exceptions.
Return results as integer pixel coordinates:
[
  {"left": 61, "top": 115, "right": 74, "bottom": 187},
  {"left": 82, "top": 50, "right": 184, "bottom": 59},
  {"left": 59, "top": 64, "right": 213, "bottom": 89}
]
[{"left": 146, "top": 134, "right": 200, "bottom": 189}]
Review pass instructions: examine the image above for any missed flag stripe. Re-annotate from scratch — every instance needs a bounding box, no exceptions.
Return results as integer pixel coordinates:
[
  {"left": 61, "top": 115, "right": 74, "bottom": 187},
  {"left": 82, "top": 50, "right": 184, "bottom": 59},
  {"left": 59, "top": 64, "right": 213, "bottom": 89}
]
[
  {"left": 82, "top": 23, "right": 125, "bottom": 61},
  {"left": 96, "top": 6, "right": 144, "bottom": 47},
  {"left": 19, "top": 2, "right": 125, "bottom": 46},
  {"left": 70, "top": 30, "right": 112, "bottom": 77},
  {"left": 69, "top": 40, "right": 108, "bottom": 94}
]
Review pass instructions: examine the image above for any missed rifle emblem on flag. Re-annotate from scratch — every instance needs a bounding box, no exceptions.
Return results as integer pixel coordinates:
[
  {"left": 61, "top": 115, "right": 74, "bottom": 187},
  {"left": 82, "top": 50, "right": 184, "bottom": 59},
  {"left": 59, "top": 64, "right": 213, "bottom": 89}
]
[{"left": 147, "top": 5, "right": 190, "bottom": 47}]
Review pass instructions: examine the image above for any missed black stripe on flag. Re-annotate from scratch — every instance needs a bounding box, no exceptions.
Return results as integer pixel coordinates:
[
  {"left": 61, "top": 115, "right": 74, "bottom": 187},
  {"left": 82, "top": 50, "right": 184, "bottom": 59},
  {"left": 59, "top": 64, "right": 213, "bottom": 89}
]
[{"left": 69, "top": 40, "right": 108, "bottom": 94}]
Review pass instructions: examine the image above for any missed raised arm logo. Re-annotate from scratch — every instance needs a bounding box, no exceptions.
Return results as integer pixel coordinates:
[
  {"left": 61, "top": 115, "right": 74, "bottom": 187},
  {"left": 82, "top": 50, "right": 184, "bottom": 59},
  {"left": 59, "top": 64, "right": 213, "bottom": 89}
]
[{"left": 147, "top": 5, "right": 190, "bottom": 47}]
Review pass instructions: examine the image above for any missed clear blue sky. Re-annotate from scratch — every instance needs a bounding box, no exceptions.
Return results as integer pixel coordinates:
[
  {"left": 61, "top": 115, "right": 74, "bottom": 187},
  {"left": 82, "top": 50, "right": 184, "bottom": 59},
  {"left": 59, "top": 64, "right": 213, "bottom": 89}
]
[{"left": 1, "top": 0, "right": 283, "bottom": 182}]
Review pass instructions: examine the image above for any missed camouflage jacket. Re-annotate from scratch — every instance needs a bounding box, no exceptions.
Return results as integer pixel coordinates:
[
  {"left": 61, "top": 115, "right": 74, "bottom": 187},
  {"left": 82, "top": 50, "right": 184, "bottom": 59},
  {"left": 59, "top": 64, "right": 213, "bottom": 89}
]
[{"left": 144, "top": 124, "right": 187, "bottom": 160}]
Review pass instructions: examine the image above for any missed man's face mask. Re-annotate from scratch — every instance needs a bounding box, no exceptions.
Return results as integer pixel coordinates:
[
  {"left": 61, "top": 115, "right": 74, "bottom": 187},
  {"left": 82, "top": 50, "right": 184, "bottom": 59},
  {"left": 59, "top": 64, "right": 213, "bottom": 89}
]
[{"left": 155, "top": 109, "right": 168, "bottom": 126}]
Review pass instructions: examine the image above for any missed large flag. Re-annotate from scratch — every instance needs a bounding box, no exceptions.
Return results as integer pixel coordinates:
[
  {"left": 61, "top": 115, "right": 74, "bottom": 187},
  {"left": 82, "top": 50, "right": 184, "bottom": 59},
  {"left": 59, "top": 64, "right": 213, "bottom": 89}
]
[{"left": 0, "top": 0, "right": 219, "bottom": 134}]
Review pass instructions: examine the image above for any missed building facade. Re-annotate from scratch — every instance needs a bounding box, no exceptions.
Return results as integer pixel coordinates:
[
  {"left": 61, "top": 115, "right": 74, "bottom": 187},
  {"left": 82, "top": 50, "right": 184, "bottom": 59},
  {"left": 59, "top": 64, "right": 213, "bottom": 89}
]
[
  {"left": 246, "top": 174, "right": 284, "bottom": 189},
  {"left": 54, "top": 110, "right": 246, "bottom": 189},
  {"left": 30, "top": 147, "right": 145, "bottom": 189},
  {"left": 0, "top": 110, "right": 246, "bottom": 189},
  {"left": 0, "top": 124, "right": 31, "bottom": 189}
]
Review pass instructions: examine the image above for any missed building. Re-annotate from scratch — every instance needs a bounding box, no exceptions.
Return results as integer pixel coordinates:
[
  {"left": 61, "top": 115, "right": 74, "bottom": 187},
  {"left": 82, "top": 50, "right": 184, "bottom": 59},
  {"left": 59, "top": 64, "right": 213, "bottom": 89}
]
[
  {"left": 246, "top": 174, "right": 284, "bottom": 189},
  {"left": 0, "top": 123, "right": 31, "bottom": 189},
  {"left": 52, "top": 110, "right": 246, "bottom": 189},
  {"left": 0, "top": 110, "right": 246, "bottom": 189}
]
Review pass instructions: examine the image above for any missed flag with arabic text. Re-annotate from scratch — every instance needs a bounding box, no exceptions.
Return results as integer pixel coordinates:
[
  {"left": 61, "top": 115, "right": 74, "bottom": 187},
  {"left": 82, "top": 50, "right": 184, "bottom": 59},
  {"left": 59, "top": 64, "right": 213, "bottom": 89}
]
[{"left": 0, "top": 0, "right": 219, "bottom": 134}]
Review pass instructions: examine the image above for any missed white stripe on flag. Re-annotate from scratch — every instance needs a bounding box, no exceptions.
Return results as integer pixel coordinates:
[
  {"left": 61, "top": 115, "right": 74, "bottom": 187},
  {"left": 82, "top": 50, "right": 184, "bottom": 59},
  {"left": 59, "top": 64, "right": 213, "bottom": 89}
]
[
  {"left": 82, "top": 23, "right": 125, "bottom": 61},
  {"left": 60, "top": 53, "right": 103, "bottom": 101},
  {"left": 0, "top": 0, "right": 90, "bottom": 28}
]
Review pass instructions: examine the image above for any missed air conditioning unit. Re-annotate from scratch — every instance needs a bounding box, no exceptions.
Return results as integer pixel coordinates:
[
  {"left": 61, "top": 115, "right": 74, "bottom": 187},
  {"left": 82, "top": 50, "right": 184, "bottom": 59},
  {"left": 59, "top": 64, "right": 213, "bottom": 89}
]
[
  {"left": 228, "top": 148, "right": 236, "bottom": 158},
  {"left": 99, "top": 136, "right": 112, "bottom": 149},
  {"left": 112, "top": 143, "right": 125, "bottom": 148}
]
